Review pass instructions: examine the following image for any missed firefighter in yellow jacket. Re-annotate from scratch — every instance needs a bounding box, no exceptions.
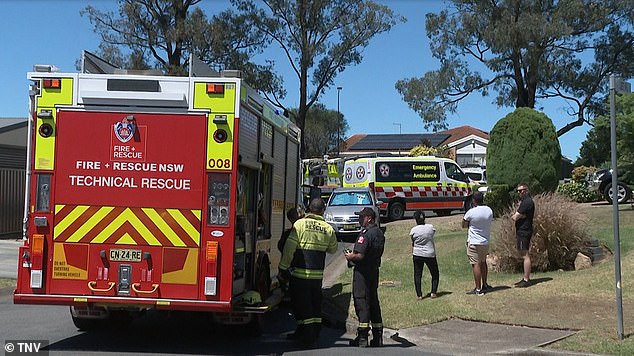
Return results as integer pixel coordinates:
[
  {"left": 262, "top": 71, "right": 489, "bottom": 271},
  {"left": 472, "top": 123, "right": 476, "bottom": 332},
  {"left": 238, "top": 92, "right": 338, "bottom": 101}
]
[{"left": 279, "top": 198, "right": 338, "bottom": 348}]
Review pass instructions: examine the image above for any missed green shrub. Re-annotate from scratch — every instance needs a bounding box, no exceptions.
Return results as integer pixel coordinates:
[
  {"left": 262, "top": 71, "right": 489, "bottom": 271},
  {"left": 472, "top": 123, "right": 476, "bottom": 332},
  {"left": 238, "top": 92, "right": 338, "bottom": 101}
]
[
  {"left": 571, "top": 165, "right": 596, "bottom": 183},
  {"left": 484, "top": 184, "right": 512, "bottom": 217},
  {"left": 487, "top": 108, "right": 562, "bottom": 194},
  {"left": 556, "top": 181, "right": 601, "bottom": 203},
  {"left": 492, "top": 193, "right": 592, "bottom": 272}
]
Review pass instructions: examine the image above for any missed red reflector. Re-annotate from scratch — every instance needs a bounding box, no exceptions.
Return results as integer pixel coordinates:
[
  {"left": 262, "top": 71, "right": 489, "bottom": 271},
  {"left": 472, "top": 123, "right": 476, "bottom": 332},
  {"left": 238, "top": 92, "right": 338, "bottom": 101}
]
[
  {"left": 206, "top": 83, "right": 224, "bottom": 94},
  {"left": 43, "top": 79, "right": 61, "bottom": 89}
]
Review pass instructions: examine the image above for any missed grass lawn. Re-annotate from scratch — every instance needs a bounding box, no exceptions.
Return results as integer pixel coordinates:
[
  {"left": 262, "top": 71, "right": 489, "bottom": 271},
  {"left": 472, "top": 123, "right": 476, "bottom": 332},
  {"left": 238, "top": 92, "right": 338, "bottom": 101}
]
[{"left": 328, "top": 202, "right": 634, "bottom": 355}]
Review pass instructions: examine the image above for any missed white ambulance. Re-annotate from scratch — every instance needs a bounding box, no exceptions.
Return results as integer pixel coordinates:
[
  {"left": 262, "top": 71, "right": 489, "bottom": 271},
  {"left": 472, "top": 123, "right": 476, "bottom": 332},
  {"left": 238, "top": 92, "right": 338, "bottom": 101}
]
[{"left": 343, "top": 156, "right": 473, "bottom": 220}]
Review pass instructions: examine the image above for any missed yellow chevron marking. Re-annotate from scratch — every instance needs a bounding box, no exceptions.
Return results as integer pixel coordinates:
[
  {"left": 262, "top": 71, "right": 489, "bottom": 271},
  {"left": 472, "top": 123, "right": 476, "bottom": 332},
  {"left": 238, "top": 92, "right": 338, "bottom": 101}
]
[
  {"left": 54, "top": 205, "right": 89, "bottom": 240},
  {"left": 91, "top": 208, "right": 161, "bottom": 245},
  {"left": 116, "top": 233, "right": 136, "bottom": 245},
  {"left": 167, "top": 208, "right": 200, "bottom": 245},
  {"left": 66, "top": 206, "right": 114, "bottom": 243},
  {"left": 142, "top": 208, "right": 185, "bottom": 247}
]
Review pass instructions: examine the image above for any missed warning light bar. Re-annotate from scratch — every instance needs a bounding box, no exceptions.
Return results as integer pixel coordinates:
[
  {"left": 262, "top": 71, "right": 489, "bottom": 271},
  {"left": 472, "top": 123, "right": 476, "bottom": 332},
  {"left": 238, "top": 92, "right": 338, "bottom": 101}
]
[
  {"left": 206, "top": 83, "right": 224, "bottom": 94},
  {"left": 43, "top": 79, "right": 61, "bottom": 89}
]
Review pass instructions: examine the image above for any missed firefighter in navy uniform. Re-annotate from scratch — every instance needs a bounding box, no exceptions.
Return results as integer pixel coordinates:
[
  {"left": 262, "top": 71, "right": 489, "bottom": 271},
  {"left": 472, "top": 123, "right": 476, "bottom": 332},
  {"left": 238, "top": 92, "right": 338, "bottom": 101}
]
[
  {"left": 278, "top": 198, "right": 338, "bottom": 348},
  {"left": 344, "top": 207, "right": 385, "bottom": 347}
]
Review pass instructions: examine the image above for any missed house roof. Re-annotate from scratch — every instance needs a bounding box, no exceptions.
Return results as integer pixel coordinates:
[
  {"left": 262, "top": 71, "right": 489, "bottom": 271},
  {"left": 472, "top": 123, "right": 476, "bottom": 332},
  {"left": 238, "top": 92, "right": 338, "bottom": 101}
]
[
  {"left": 348, "top": 133, "right": 450, "bottom": 151},
  {"left": 438, "top": 125, "right": 489, "bottom": 145},
  {"left": 0, "top": 118, "right": 27, "bottom": 133}
]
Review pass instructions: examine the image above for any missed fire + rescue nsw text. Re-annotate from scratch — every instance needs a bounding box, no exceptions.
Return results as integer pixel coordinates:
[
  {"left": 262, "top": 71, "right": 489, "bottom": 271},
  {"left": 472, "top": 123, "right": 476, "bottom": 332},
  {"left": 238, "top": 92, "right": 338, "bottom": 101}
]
[
  {"left": 75, "top": 161, "right": 184, "bottom": 172},
  {"left": 68, "top": 175, "right": 191, "bottom": 190}
]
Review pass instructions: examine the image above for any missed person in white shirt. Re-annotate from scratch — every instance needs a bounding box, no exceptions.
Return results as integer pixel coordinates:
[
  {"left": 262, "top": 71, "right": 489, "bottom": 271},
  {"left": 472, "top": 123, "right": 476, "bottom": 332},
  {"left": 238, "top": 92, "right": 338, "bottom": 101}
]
[
  {"left": 462, "top": 192, "right": 493, "bottom": 296},
  {"left": 409, "top": 210, "right": 439, "bottom": 300}
]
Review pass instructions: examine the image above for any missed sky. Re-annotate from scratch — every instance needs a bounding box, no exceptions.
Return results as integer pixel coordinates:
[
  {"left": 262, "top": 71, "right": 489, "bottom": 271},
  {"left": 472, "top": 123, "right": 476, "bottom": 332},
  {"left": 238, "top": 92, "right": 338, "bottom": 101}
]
[{"left": 1, "top": 0, "right": 616, "bottom": 160}]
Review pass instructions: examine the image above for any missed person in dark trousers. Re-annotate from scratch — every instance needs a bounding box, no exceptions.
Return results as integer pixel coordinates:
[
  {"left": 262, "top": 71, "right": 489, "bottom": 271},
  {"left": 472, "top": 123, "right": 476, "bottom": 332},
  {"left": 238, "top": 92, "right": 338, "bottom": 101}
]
[
  {"left": 410, "top": 210, "right": 439, "bottom": 300},
  {"left": 309, "top": 177, "right": 322, "bottom": 202},
  {"left": 344, "top": 207, "right": 385, "bottom": 348},
  {"left": 278, "top": 199, "right": 337, "bottom": 349},
  {"left": 512, "top": 183, "right": 535, "bottom": 288}
]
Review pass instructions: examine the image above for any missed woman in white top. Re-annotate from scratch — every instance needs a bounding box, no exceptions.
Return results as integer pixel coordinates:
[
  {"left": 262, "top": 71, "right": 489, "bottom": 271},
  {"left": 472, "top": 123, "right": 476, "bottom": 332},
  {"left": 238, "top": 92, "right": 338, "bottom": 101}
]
[{"left": 410, "top": 210, "right": 439, "bottom": 299}]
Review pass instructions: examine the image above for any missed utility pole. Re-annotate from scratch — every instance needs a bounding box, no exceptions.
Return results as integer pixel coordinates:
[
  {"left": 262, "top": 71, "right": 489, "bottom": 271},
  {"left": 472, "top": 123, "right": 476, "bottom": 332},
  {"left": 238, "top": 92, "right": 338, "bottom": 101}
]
[{"left": 337, "top": 86, "right": 342, "bottom": 157}]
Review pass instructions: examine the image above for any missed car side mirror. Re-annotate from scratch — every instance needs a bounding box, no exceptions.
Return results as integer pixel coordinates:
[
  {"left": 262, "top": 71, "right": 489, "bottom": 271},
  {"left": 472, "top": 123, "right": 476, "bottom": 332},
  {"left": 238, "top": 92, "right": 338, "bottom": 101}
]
[{"left": 375, "top": 200, "right": 383, "bottom": 206}]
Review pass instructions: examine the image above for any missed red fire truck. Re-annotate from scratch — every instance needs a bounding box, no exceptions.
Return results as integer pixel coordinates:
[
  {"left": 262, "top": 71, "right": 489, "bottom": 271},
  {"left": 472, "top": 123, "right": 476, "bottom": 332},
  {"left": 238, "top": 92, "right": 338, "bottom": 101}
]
[{"left": 14, "top": 52, "right": 301, "bottom": 330}]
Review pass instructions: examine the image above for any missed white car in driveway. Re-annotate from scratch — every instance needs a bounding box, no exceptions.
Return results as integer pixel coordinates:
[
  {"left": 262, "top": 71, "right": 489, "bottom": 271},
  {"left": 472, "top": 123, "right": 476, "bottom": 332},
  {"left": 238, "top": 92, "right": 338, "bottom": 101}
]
[{"left": 324, "top": 187, "right": 381, "bottom": 242}]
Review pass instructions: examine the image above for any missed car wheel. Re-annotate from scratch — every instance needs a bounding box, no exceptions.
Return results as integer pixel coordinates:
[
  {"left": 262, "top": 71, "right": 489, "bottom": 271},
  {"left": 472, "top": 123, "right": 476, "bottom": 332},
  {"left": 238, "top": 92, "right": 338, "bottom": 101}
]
[
  {"left": 604, "top": 182, "right": 632, "bottom": 204},
  {"left": 388, "top": 202, "right": 405, "bottom": 221}
]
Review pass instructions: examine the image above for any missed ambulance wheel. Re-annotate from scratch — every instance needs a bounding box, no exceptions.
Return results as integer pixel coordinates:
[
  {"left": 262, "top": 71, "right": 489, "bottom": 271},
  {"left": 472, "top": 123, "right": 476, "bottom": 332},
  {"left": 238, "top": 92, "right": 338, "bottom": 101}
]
[
  {"left": 434, "top": 210, "right": 452, "bottom": 217},
  {"left": 388, "top": 202, "right": 405, "bottom": 221}
]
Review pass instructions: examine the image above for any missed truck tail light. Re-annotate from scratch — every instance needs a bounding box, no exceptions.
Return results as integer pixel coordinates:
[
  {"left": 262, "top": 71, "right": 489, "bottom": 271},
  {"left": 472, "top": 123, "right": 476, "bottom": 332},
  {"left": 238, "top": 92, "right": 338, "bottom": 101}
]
[
  {"left": 206, "top": 83, "right": 224, "bottom": 94},
  {"left": 30, "top": 234, "right": 45, "bottom": 289},
  {"left": 204, "top": 241, "right": 219, "bottom": 296},
  {"left": 43, "top": 78, "right": 61, "bottom": 89}
]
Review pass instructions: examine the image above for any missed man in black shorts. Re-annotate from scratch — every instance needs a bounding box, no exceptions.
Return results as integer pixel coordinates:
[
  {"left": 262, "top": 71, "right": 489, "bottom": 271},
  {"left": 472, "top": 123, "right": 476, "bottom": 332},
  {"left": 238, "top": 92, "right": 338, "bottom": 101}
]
[{"left": 512, "top": 183, "right": 535, "bottom": 288}]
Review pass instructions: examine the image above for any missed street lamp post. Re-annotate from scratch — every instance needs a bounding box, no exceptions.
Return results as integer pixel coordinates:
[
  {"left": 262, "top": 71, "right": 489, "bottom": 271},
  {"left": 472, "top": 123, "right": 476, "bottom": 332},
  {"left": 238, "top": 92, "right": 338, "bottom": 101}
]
[
  {"left": 337, "top": 86, "right": 342, "bottom": 157},
  {"left": 393, "top": 122, "right": 402, "bottom": 155},
  {"left": 609, "top": 74, "right": 631, "bottom": 340}
]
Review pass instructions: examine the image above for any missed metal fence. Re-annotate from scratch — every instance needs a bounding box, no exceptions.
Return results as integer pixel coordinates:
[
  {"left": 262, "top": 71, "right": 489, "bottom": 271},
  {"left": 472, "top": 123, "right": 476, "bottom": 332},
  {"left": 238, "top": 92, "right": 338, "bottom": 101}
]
[{"left": 0, "top": 168, "right": 25, "bottom": 238}]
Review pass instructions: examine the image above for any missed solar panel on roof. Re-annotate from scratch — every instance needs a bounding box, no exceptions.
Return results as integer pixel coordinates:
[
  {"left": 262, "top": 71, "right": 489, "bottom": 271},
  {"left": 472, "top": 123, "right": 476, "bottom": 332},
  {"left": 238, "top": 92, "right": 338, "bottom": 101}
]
[{"left": 350, "top": 134, "right": 450, "bottom": 150}]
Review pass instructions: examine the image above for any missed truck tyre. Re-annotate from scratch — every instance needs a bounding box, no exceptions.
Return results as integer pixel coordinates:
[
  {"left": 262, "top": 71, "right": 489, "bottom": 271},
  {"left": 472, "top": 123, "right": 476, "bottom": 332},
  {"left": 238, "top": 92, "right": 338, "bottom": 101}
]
[
  {"left": 604, "top": 182, "right": 632, "bottom": 204},
  {"left": 244, "top": 314, "right": 263, "bottom": 337},
  {"left": 388, "top": 202, "right": 405, "bottom": 221},
  {"left": 70, "top": 308, "right": 131, "bottom": 331}
]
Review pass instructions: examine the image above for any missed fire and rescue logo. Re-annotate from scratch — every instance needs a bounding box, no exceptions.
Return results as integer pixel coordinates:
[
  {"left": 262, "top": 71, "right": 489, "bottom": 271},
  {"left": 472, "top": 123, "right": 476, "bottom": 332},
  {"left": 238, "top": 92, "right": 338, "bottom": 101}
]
[
  {"left": 379, "top": 163, "right": 390, "bottom": 177},
  {"left": 114, "top": 116, "right": 136, "bottom": 143}
]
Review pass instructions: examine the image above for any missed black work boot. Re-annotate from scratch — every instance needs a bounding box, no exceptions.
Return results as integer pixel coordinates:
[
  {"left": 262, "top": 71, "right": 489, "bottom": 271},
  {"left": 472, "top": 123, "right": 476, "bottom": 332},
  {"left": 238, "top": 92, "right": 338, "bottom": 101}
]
[
  {"left": 370, "top": 328, "right": 383, "bottom": 347},
  {"left": 349, "top": 329, "right": 369, "bottom": 347}
]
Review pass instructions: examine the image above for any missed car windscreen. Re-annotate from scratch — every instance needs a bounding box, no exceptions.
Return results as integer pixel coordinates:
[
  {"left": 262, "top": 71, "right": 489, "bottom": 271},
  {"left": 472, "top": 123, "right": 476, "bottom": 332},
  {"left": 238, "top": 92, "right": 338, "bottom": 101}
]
[{"left": 329, "top": 192, "right": 372, "bottom": 206}]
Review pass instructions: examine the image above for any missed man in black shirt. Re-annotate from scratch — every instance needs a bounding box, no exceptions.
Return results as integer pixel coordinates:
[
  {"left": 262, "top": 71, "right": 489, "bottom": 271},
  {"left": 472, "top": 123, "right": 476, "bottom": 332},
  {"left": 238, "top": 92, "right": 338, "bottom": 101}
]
[
  {"left": 344, "top": 207, "right": 385, "bottom": 347},
  {"left": 512, "top": 183, "right": 535, "bottom": 288}
]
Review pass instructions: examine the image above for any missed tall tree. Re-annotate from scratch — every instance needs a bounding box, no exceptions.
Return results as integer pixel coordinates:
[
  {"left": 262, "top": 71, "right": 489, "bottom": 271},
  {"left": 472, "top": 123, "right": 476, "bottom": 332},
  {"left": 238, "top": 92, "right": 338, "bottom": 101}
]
[
  {"left": 81, "top": 0, "right": 282, "bottom": 96},
  {"left": 577, "top": 93, "right": 634, "bottom": 175},
  {"left": 298, "top": 103, "right": 349, "bottom": 158},
  {"left": 395, "top": 0, "right": 634, "bottom": 135},
  {"left": 235, "top": 0, "right": 403, "bottom": 156}
]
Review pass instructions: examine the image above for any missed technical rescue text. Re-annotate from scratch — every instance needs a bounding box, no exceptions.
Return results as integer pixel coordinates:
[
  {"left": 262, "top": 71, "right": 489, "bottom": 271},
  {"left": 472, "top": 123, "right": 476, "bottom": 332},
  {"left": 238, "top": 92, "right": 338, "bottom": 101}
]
[{"left": 70, "top": 160, "right": 191, "bottom": 190}]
